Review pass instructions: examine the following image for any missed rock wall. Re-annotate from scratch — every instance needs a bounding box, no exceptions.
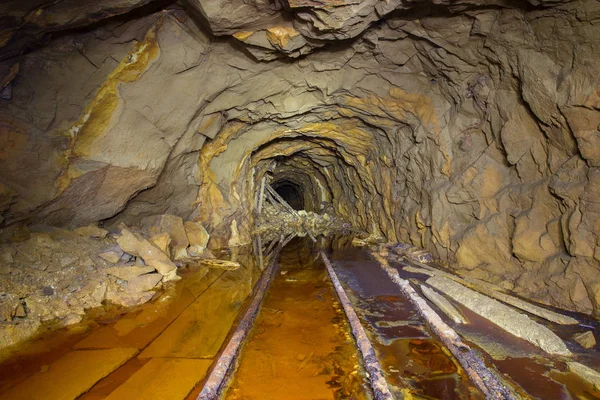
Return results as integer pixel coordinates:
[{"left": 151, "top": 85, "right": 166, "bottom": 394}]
[{"left": 1, "top": 1, "right": 599, "bottom": 316}]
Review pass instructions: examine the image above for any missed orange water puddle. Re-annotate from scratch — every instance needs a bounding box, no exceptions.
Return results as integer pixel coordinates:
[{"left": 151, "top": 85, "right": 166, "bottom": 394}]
[
  {"left": 0, "top": 246, "right": 263, "bottom": 400},
  {"left": 224, "top": 239, "right": 371, "bottom": 400}
]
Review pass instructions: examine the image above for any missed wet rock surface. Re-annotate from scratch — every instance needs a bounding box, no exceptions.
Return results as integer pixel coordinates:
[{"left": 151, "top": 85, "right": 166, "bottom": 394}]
[
  {"left": 255, "top": 203, "right": 348, "bottom": 242},
  {"left": 0, "top": 234, "right": 598, "bottom": 400},
  {"left": 116, "top": 228, "right": 178, "bottom": 281},
  {"left": 573, "top": 331, "right": 597, "bottom": 349},
  {"left": 420, "top": 285, "right": 467, "bottom": 325}
]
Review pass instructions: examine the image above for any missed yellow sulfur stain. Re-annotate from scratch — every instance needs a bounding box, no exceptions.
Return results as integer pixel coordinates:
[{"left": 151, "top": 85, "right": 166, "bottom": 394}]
[
  {"left": 0, "top": 31, "right": 13, "bottom": 48},
  {"left": 194, "top": 121, "right": 246, "bottom": 226},
  {"left": 232, "top": 31, "right": 254, "bottom": 41},
  {"left": 344, "top": 88, "right": 453, "bottom": 176},
  {"left": 266, "top": 26, "right": 300, "bottom": 48},
  {"left": 55, "top": 18, "right": 162, "bottom": 194}
]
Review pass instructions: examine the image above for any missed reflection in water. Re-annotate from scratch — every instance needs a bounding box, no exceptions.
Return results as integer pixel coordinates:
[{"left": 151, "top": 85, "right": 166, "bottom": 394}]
[{"left": 224, "top": 237, "right": 371, "bottom": 400}]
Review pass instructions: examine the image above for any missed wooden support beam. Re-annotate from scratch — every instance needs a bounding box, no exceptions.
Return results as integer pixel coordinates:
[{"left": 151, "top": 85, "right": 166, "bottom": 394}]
[
  {"left": 257, "top": 177, "right": 266, "bottom": 218},
  {"left": 257, "top": 235, "right": 264, "bottom": 270},
  {"left": 264, "top": 238, "right": 279, "bottom": 258},
  {"left": 265, "top": 184, "right": 298, "bottom": 216}
]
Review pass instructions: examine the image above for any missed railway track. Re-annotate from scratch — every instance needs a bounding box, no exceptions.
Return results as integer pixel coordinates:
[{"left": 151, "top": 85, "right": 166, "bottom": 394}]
[
  {"left": 195, "top": 236, "right": 519, "bottom": 400},
  {"left": 0, "top": 232, "right": 597, "bottom": 399}
]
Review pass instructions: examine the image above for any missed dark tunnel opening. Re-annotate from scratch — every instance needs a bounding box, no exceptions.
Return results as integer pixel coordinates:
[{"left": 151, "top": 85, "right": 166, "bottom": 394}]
[{"left": 272, "top": 180, "right": 305, "bottom": 211}]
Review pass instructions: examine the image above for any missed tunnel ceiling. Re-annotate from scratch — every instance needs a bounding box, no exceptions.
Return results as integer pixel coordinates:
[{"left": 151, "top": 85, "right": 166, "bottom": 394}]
[{"left": 1, "top": 0, "right": 600, "bottom": 316}]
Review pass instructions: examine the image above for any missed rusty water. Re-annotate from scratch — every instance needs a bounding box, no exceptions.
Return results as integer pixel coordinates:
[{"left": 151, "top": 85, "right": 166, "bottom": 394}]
[
  {"left": 223, "top": 237, "right": 371, "bottom": 400},
  {"left": 2, "top": 234, "right": 600, "bottom": 400},
  {"left": 325, "top": 240, "right": 482, "bottom": 400}
]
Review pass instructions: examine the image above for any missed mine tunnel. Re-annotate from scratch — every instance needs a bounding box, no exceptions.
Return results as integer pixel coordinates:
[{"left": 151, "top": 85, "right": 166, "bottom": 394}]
[
  {"left": 0, "top": 0, "right": 599, "bottom": 399},
  {"left": 272, "top": 180, "right": 304, "bottom": 210}
]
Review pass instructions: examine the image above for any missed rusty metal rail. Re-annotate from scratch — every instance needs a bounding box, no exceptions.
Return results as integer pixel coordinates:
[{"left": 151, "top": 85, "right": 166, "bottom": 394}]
[
  {"left": 199, "top": 229, "right": 517, "bottom": 400},
  {"left": 199, "top": 231, "right": 394, "bottom": 400}
]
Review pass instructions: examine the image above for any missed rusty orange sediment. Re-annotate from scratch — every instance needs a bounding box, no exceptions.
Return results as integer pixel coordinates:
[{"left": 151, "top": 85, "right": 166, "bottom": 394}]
[{"left": 196, "top": 246, "right": 282, "bottom": 400}]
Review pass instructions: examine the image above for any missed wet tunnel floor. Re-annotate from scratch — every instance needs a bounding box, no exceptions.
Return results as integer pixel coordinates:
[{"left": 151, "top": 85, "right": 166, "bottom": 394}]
[
  {"left": 1, "top": 237, "right": 600, "bottom": 399},
  {"left": 326, "top": 245, "right": 482, "bottom": 400},
  {"left": 0, "top": 247, "right": 264, "bottom": 400},
  {"left": 224, "top": 240, "right": 369, "bottom": 399},
  {"left": 391, "top": 260, "right": 600, "bottom": 400}
]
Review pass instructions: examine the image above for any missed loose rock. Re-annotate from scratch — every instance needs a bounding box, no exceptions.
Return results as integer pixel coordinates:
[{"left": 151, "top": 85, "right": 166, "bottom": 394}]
[
  {"left": 116, "top": 229, "right": 178, "bottom": 281},
  {"left": 141, "top": 214, "right": 189, "bottom": 260},
  {"left": 61, "top": 313, "right": 83, "bottom": 326},
  {"left": 150, "top": 233, "right": 171, "bottom": 258},
  {"left": 573, "top": 331, "right": 596, "bottom": 349},
  {"left": 106, "top": 290, "right": 155, "bottom": 308},
  {"left": 105, "top": 265, "right": 156, "bottom": 281},
  {"left": 0, "top": 320, "right": 42, "bottom": 350},
  {"left": 184, "top": 221, "right": 210, "bottom": 255},
  {"left": 98, "top": 251, "right": 122, "bottom": 264},
  {"left": 124, "top": 273, "right": 162, "bottom": 293},
  {"left": 568, "top": 362, "right": 600, "bottom": 390},
  {"left": 0, "top": 294, "right": 22, "bottom": 321},
  {"left": 74, "top": 225, "right": 109, "bottom": 239}
]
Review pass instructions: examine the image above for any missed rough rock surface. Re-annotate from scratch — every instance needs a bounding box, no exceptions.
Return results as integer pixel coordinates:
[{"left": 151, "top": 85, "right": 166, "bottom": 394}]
[
  {"left": 573, "top": 331, "right": 596, "bottom": 349},
  {"left": 568, "top": 362, "right": 600, "bottom": 390},
  {"left": 74, "top": 225, "right": 109, "bottom": 239},
  {"left": 255, "top": 203, "right": 348, "bottom": 242},
  {"left": 125, "top": 273, "right": 162, "bottom": 292},
  {"left": 99, "top": 251, "right": 123, "bottom": 264},
  {"left": 0, "top": 0, "right": 158, "bottom": 61},
  {"left": 105, "top": 265, "right": 155, "bottom": 281},
  {"left": 0, "top": 0, "right": 598, "bottom": 317},
  {"left": 184, "top": 221, "right": 210, "bottom": 256},
  {"left": 420, "top": 285, "right": 467, "bottom": 325},
  {"left": 142, "top": 214, "right": 189, "bottom": 260}
]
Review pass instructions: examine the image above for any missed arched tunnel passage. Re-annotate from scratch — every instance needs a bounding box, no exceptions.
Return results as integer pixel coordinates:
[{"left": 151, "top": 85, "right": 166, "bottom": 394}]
[{"left": 272, "top": 180, "right": 304, "bottom": 211}]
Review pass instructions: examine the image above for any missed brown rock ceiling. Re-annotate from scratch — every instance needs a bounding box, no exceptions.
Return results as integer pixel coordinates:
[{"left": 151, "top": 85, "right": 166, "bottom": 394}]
[{"left": 1, "top": 0, "right": 600, "bottom": 316}]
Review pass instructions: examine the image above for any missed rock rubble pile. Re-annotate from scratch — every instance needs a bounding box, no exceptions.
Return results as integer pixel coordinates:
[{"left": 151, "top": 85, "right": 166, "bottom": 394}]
[{"left": 0, "top": 214, "right": 212, "bottom": 351}]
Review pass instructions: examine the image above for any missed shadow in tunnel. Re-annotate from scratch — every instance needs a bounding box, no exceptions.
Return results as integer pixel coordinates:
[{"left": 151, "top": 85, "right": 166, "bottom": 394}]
[{"left": 272, "top": 180, "right": 304, "bottom": 210}]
